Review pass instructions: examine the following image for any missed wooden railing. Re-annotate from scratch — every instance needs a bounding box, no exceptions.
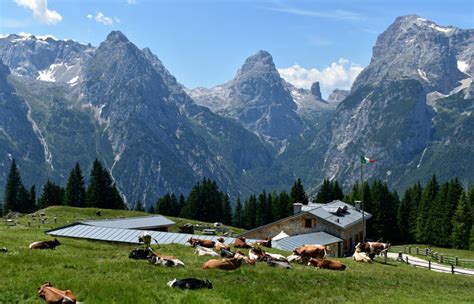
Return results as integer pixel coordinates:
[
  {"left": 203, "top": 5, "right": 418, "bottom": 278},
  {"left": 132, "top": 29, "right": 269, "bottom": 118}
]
[{"left": 391, "top": 245, "right": 474, "bottom": 269}]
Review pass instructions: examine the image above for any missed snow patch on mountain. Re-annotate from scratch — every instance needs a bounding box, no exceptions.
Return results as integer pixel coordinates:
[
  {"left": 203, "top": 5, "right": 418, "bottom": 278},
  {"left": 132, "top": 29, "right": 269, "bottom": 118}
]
[{"left": 457, "top": 60, "right": 469, "bottom": 73}]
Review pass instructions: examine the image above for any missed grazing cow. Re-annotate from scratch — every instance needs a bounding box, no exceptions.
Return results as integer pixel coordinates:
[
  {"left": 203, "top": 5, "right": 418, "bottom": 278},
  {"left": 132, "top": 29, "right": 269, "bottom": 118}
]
[
  {"left": 308, "top": 258, "right": 346, "bottom": 271},
  {"left": 219, "top": 248, "right": 235, "bottom": 258},
  {"left": 167, "top": 278, "right": 213, "bottom": 290},
  {"left": 267, "top": 259, "right": 292, "bottom": 269},
  {"left": 234, "top": 237, "right": 252, "bottom": 249},
  {"left": 138, "top": 232, "right": 152, "bottom": 247},
  {"left": 194, "top": 245, "right": 219, "bottom": 257},
  {"left": 38, "top": 282, "right": 77, "bottom": 304},
  {"left": 352, "top": 251, "right": 372, "bottom": 263},
  {"left": 293, "top": 245, "right": 327, "bottom": 261},
  {"left": 187, "top": 237, "right": 215, "bottom": 248},
  {"left": 355, "top": 242, "right": 390, "bottom": 260},
  {"left": 149, "top": 255, "right": 185, "bottom": 267},
  {"left": 215, "top": 237, "right": 230, "bottom": 251},
  {"left": 202, "top": 258, "right": 242, "bottom": 270},
  {"left": 29, "top": 239, "right": 61, "bottom": 250},
  {"left": 129, "top": 247, "right": 154, "bottom": 260}
]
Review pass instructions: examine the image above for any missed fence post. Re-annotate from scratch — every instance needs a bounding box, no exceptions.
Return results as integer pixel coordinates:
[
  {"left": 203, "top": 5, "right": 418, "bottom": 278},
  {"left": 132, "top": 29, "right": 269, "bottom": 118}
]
[
  {"left": 455, "top": 257, "right": 458, "bottom": 266},
  {"left": 408, "top": 246, "right": 411, "bottom": 254},
  {"left": 383, "top": 250, "right": 387, "bottom": 264},
  {"left": 451, "top": 264, "right": 454, "bottom": 274},
  {"left": 440, "top": 255, "right": 444, "bottom": 264},
  {"left": 404, "top": 246, "right": 407, "bottom": 254},
  {"left": 429, "top": 260, "right": 431, "bottom": 270},
  {"left": 406, "top": 256, "right": 409, "bottom": 264},
  {"left": 416, "top": 247, "right": 419, "bottom": 255}
]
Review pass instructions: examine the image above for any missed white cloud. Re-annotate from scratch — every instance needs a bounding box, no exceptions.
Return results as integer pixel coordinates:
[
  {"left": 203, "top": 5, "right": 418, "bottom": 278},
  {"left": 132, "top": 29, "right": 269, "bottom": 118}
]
[
  {"left": 278, "top": 58, "right": 364, "bottom": 96},
  {"left": 88, "top": 12, "right": 119, "bottom": 26},
  {"left": 15, "top": 0, "right": 62, "bottom": 25},
  {"left": 268, "top": 6, "right": 364, "bottom": 21}
]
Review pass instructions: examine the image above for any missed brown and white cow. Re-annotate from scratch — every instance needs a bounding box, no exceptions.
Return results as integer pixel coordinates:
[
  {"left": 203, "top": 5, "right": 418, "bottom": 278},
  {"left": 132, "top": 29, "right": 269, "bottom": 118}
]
[
  {"left": 194, "top": 245, "right": 219, "bottom": 257},
  {"left": 29, "top": 238, "right": 61, "bottom": 250},
  {"left": 249, "top": 247, "right": 267, "bottom": 261},
  {"left": 38, "top": 282, "right": 77, "bottom": 304},
  {"left": 293, "top": 245, "right": 327, "bottom": 262},
  {"left": 254, "top": 237, "right": 272, "bottom": 248},
  {"left": 308, "top": 258, "right": 346, "bottom": 271},
  {"left": 355, "top": 242, "right": 390, "bottom": 260},
  {"left": 187, "top": 237, "right": 215, "bottom": 248},
  {"left": 233, "top": 237, "right": 252, "bottom": 249},
  {"left": 234, "top": 250, "right": 256, "bottom": 265},
  {"left": 215, "top": 237, "right": 230, "bottom": 251},
  {"left": 202, "top": 257, "right": 243, "bottom": 270}
]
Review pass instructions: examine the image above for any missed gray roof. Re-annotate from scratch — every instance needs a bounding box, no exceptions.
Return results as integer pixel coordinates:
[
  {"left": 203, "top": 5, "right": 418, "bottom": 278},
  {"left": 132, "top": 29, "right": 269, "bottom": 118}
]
[
  {"left": 46, "top": 224, "right": 245, "bottom": 245},
  {"left": 301, "top": 203, "right": 324, "bottom": 212},
  {"left": 81, "top": 215, "right": 175, "bottom": 229},
  {"left": 272, "top": 232, "right": 342, "bottom": 252},
  {"left": 307, "top": 200, "right": 372, "bottom": 229}
]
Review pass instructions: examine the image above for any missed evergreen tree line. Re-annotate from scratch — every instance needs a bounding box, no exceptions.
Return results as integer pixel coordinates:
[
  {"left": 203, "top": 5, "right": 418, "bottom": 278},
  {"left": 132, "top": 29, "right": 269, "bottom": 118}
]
[
  {"left": 153, "top": 178, "right": 309, "bottom": 229},
  {"left": 1, "top": 159, "right": 126, "bottom": 215}
]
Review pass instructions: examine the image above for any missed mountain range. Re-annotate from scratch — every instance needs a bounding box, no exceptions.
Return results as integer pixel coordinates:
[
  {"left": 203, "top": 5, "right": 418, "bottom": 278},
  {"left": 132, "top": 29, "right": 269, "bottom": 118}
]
[{"left": 0, "top": 15, "right": 472, "bottom": 207}]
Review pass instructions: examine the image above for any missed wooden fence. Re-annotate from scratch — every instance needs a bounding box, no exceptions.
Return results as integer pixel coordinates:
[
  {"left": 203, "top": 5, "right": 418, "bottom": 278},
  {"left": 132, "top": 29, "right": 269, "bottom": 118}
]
[
  {"left": 390, "top": 245, "right": 474, "bottom": 269},
  {"left": 402, "top": 255, "right": 474, "bottom": 276}
]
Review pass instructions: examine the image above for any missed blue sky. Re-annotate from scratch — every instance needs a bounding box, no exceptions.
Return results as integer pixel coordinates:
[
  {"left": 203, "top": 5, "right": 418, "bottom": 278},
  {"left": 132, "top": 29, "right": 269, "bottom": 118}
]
[{"left": 1, "top": 0, "right": 473, "bottom": 97}]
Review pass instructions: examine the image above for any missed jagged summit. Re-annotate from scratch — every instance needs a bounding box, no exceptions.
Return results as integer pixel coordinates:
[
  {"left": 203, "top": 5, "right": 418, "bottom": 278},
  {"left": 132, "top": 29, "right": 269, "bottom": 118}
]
[{"left": 311, "top": 82, "right": 322, "bottom": 100}]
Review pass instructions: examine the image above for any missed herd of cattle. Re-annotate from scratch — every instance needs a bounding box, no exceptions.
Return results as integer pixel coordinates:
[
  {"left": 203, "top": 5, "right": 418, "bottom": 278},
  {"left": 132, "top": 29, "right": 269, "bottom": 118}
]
[{"left": 26, "top": 234, "right": 390, "bottom": 303}]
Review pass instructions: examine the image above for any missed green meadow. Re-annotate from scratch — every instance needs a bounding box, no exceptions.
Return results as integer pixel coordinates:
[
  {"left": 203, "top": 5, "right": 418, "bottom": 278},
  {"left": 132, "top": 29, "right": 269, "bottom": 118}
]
[{"left": 1, "top": 207, "right": 473, "bottom": 303}]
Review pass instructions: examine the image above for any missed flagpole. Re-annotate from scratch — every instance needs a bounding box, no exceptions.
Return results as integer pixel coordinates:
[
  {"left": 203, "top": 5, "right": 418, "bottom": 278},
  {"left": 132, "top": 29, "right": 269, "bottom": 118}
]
[{"left": 360, "top": 157, "right": 365, "bottom": 243}]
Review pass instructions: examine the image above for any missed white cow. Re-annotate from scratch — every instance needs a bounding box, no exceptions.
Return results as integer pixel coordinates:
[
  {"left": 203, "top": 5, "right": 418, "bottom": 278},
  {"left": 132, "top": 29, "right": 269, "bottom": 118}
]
[
  {"left": 194, "top": 245, "right": 219, "bottom": 257},
  {"left": 352, "top": 251, "right": 372, "bottom": 263}
]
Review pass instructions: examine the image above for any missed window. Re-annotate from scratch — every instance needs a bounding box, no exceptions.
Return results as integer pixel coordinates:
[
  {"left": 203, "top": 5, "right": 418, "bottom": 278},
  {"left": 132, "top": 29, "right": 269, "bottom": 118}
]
[{"left": 304, "top": 218, "right": 312, "bottom": 228}]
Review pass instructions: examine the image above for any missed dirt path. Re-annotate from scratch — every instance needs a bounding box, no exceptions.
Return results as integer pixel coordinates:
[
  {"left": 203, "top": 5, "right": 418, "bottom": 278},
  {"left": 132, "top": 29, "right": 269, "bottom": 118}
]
[{"left": 386, "top": 252, "right": 474, "bottom": 276}]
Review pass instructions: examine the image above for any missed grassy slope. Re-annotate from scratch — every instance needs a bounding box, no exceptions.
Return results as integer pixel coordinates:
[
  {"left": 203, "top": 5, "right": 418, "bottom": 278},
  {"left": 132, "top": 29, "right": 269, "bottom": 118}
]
[{"left": 1, "top": 208, "right": 473, "bottom": 303}]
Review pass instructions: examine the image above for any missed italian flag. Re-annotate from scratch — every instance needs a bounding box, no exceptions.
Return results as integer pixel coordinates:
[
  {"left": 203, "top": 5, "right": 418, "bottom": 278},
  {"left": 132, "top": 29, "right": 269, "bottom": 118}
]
[{"left": 360, "top": 155, "right": 375, "bottom": 164}]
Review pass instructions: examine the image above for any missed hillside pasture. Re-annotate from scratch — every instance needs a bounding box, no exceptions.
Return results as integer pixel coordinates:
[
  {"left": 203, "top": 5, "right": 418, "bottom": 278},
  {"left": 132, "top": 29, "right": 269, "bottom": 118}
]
[{"left": 1, "top": 208, "right": 473, "bottom": 303}]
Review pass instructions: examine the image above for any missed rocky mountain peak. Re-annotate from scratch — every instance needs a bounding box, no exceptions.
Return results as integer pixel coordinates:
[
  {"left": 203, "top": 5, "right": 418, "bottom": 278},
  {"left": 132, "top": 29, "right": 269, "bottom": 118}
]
[
  {"left": 105, "top": 31, "right": 130, "bottom": 44},
  {"left": 236, "top": 50, "right": 277, "bottom": 77},
  {"left": 310, "top": 82, "right": 322, "bottom": 100}
]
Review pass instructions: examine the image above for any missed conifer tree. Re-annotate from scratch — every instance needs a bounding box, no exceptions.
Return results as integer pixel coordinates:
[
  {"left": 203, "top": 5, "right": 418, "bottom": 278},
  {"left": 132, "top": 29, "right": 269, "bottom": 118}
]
[
  {"left": 178, "top": 194, "right": 186, "bottom": 217},
  {"left": 38, "top": 179, "right": 64, "bottom": 209},
  {"left": 147, "top": 204, "right": 155, "bottom": 214},
  {"left": 221, "top": 194, "right": 232, "bottom": 225},
  {"left": 29, "top": 185, "right": 37, "bottom": 212},
  {"left": 3, "top": 159, "right": 22, "bottom": 214},
  {"left": 134, "top": 200, "right": 145, "bottom": 212},
  {"left": 233, "top": 197, "right": 243, "bottom": 228},
  {"left": 86, "top": 159, "right": 124, "bottom": 210},
  {"left": 315, "top": 179, "right": 332, "bottom": 204},
  {"left": 416, "top": 175, "right": 439, "bottom": 243},
  {"left": 291, "top": 178, "right": 308, "bottom": 205},
  {"left": 332, "top": 181, "right": 344, "bottom": 201},
  {"left": 64, "top": 162, "right": 86, "bottom": 207},
  {"left": 452, "top": 192, "right": 472, "bottom": 249}
]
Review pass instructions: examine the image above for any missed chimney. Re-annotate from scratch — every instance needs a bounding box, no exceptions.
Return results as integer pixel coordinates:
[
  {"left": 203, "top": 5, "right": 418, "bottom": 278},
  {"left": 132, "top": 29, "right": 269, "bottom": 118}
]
[
  {"left": 355, "top": 200, "right": 361, "bottom": 212},
  {"left": 293, "top": 203, "right": 303, "bottom": 214}
]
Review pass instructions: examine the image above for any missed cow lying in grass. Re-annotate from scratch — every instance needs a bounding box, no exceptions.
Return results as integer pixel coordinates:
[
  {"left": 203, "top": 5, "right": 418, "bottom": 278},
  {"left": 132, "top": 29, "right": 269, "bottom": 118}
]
[
  {"left": 38, "top": 282, "right": 77, "bottom": 304},
  {"left": 253, "top": 237, "right": 272, "bottom": 248},
  {"left": 215, "top": 237, "right": 230, "bottom": 251},
  {"left": 167, "top": 278, "right": 213, "bottom": 290},
  {"left": 202, "top": 257, "right": 242, "bottom": 270},
  {"left": 194, "top": 245, "right": 219, "bottom": 257},
  {"left": 233, "top": 237, "right": 252, "bottom": 249},
  {"left": 267, "top": 259, "right": 292, "bottom": 269},
  {"left": 308, "top": 258, "right": 346, "bottom": 271},
  {"left": 234, "top": 251, "right": 256, "bottom": 265},
  {"left": 29, "top": 238, "right": 61, "bottom": 250},
  {"left": 353, "top": 251, "right": 372, "bottom": 263},
  {"left": 149, "top": 253, "right": 184, "bottom": 267},
  {"left": 129, "top": 247, "right": 154, "bottom": 260},
  {"left": 187, "top": 237, "right": 215, "bottom": 248}
]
